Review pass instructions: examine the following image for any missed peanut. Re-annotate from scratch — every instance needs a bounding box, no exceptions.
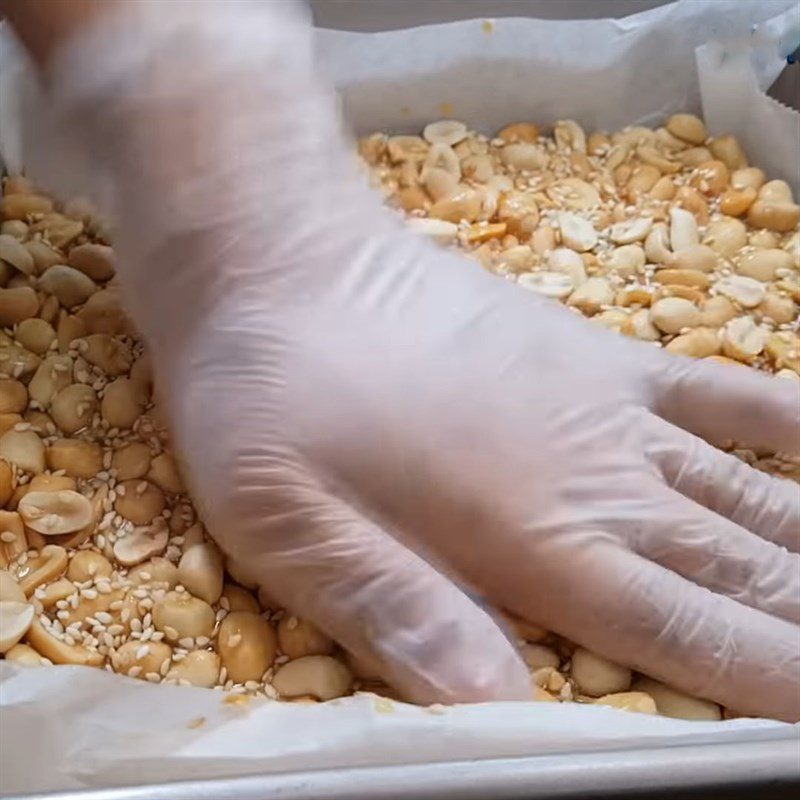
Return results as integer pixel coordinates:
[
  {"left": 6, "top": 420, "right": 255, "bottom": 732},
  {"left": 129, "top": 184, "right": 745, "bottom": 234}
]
[
  {"left": 24, "top": 616, "right": 103, "bottom": 666},
  {"left": 67, "top": 550, "right": 113, "bottom": 583},
  {"left": 665, "top": 327, "right": 721, "bottom": 358},
  {"left": 0, "top": 287, "right": 39, "bottom": 326},
  {"left": 278, "top": 616, "right": 334, "bottom": 660},
  {"left": 218, "top": 611, "right": 277, "bottom": 683},
  {"left": 498, "top": 122, "right": 540, "bottom": 144},
  {"left": 0, "top": 429, "right": 46, "bottom": 474},
  {"left": 650, "top": 297, "right": 700, "bottom": 334},
  {"left": 153, "top": 592, "right": 215, "bottom": 642},
  {"left": 166, "top": 649, "right": 221, "bottom": 688},
  {"left": 737, "top": 249, "right": 791, "bottom": 283},
  {"left": 18, "top": 490, "right": 93, "bottom": 535},
  {"left": 0, "top": 380, "right": 27, "bottom": 415},
  {"left": 665, "top": 114, "right": 706, "bottom": 145},
  {"left": 1, "top": 600, "right": 35, "bottom": 653},
  {"left": 272, "top": 655, "right": 353, "bottom": 701},
  {"left": 595, "top": 692, "right": 657, "bottom": 714},
  {"left": 632, "top": 677, "right": 721, "bottom": 720},
  {"left": 114, "top": 480, "right": 165, "bottom": 525},
  {"left": 704, "top": 217, "right": 748, "bottom": 258},
  {"left": 178, "top": 543, "right": 224, "bottom": 605},
  {"left": 67, "top": 243, "right": 115, "bottom": 281},
  {"left": 570, "top": 648, "right": 631, "bottom": 696},
  {"left": 423, "top": 120, "right": 468, "bottom": 147},
  {"left": 46, "top": 439, "right": 103, "bottom": 478}
]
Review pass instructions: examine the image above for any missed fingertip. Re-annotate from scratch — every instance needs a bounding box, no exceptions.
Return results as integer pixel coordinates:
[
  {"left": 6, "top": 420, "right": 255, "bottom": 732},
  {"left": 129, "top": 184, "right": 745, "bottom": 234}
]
[
  {"left": 377, "top": 609, "right": 532, "bottom": 706},
  {"left": 654, "top": 355, "right": 800, "bottom": 454},
  {"left": 436, "top": 637, "right": 531, "bottom": 704}
]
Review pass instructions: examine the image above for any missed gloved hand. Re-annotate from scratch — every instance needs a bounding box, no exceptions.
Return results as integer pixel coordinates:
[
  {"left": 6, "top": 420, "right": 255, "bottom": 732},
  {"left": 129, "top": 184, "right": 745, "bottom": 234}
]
[{"left": 44, "top": 0, "right": 799, "bottom": 718}]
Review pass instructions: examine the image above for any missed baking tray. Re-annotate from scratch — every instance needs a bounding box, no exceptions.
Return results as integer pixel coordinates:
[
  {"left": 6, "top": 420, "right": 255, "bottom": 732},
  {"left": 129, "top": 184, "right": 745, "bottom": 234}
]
[
  {"left": 2, "top": 2, "right": 800, "bottom": 799},
  {"left": 7, "top": 735, "right": 800, "bottom": 800}
]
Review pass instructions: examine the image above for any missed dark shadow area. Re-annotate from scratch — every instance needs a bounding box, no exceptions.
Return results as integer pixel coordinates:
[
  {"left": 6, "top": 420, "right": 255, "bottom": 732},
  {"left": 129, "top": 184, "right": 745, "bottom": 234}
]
[
  {"left": 768, "top": 60, "right": 799, "bottom": 111},
  {"left": 312, "top": 0, "right": 670, "bottom": 30}
]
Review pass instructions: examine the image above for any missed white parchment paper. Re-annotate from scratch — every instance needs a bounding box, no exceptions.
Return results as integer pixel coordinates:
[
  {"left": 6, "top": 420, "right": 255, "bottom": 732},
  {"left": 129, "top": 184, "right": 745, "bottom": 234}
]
[{"left": 1, "top": 0, "right": 799, "bottom": 795}]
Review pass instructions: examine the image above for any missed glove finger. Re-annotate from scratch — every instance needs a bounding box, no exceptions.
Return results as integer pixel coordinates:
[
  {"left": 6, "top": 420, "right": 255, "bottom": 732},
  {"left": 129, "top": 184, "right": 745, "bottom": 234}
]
[
  {"left": 631, "top": 487, "right": 800, "bottom": 624},
  {"left": 650, "top": 354, "right": 800, "bottom": 455},
  {"left": 647, "top": 418, "right": 800, "bottom": 552},
  {"left": 494, "top": 539, "right": 799, "bottom": 720},
  {"left": 223, "top": 487, "right": 530, "bottom": 706}
]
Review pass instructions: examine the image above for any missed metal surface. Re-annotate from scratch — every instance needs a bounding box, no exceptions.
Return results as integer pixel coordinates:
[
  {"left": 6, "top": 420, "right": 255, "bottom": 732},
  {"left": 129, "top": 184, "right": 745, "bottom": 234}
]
[
  {"left": 8, "top": 735, "right": 800, "bottom": 800},
  {"left": 310, "top": 0, "right": 670, "bottom": 30}
]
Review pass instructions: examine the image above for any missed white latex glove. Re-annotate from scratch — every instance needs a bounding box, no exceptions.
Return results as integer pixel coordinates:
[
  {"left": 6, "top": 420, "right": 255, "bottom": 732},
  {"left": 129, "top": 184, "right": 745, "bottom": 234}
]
[{"left": 45, "top": 1, "right": 800, "bottom": 718}]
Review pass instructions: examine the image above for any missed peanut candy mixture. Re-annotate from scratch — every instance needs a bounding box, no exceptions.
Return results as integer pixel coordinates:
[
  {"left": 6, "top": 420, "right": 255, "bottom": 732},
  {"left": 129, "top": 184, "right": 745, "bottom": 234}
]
[
  {"left": 360, "top": 115, "right": 799, "bottom": 391},
  {"left": 0, "top": 111, "right": 798, "bottom": 721}
]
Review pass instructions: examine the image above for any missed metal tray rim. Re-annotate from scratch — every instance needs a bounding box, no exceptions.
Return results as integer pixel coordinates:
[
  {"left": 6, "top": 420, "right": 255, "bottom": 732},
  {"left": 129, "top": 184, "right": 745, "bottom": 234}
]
[{"left": 10, "top": 731, "right": 800, "bottom": 800}]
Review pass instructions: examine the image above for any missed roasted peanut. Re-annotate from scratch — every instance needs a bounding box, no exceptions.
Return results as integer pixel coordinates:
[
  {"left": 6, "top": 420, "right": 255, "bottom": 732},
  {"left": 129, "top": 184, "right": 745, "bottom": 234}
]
[
  {"left": 18, "top": 490, "right": 93, "bottom": 536},
  {"left": 153, "top": 592, "right": 216, "bottom": 642},
  {"left": 1, "top": 600, "right": 35, "bottom": 653},
  {"left": 665, "top": 327, "right": 720, "bottom": 358},
  {"left": 113, "top": 518, "right": 169, "bottom": 566},
  {"left": 46, "top": 439, "right": 103, "bottom": 478},
  {"left": 178, "top": 543, "right": 224, "bottom": 605},
  {"left": 570, "top": 648, "right": 631, "bottom": 697},
  {"left": 166, "top": 649, "right": 221, "bottom": 688},
  {"left": 665, "top": 113, "right": 706, "bottom": 145},
  {"left": 16, "top": 545, "right": 68, "bottom": 596},
  {"left": 650, "top": 297, "right": 700, "bottom": 334},
  {"left": 272, "top": 655, "right": 353, "bottom": 701},
  {"left": 278, "top": 616, "right": 334, "bottom": 660},
  {"left": 704, "top": 216, "right": 748, "bottom": 258},
  {"left": 25, "top": 616, "right": 103, "bottom": 666},
  {"left": 218, "top": 611, "right": 277, "bottom": 683},
  {"left": 220, "top": 583, "right": 260, "bottom": 614},
  {"left": 114, "top": 480, "right": 165, "bottom": 525},
  {"left": 595, "top": 692, "right": 656, "bottom": 714},
  {"left": 0, "top": 429, "right": 46, "bottom": 474},
  {"left": 632, "top": 677, "right": 721, "bottom": 720},
  {"left": 67, "top": 550, "right": 113, "bottom": 583},
  {"left": 127, "top": 557, "right": 179, "bottom": 589}
]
